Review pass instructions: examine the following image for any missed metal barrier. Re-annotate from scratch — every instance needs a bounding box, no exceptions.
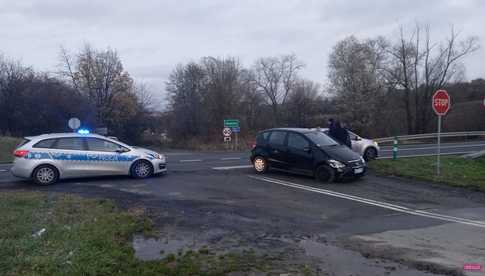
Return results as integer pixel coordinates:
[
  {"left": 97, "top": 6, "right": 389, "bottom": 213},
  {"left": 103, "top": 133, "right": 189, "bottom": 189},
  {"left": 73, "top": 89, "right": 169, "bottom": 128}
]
[{"left": 375, "top": 131, "right": 485, "bottom": 143}]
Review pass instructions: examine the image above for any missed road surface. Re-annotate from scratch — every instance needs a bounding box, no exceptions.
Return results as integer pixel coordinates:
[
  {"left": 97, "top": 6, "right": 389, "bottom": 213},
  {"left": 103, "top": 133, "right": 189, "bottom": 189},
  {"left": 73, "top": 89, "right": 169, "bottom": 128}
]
[{"left": 1, "top": 141, "right": 484, "bottom": 275}]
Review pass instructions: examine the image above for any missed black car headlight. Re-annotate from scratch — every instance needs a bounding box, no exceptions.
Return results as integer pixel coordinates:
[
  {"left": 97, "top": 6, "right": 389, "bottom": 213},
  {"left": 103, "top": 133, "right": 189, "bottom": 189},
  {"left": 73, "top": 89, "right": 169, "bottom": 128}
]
[{"left": 328, "top": 159, "right": 346, "bottom": 169}]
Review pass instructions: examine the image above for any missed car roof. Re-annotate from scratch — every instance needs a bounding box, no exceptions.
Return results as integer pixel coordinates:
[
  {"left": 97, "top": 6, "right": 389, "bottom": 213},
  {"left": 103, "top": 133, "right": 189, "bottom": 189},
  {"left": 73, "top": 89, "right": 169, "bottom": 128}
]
[
  {"left": 261, "top": 128, "right": 317, "bottom": 134},
  {"left": 25, "top": 133, "right": 107, "bottom": 140}
]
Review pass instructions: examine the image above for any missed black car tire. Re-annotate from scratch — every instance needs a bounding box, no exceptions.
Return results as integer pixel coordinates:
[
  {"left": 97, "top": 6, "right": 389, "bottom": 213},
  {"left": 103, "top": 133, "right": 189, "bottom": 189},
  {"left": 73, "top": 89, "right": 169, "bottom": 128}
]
[
  {"left": 315, "top": 165, "right": 335, "bottom": 183},
  {"left": 32, "top": 165, "right": 59, "bottom": 185},
  {"left": 253, "top": 156, "right": 268, "bottom": 174},
  {"left": 131, "top": 160, "right": 154, "bottom": 179},
  {"left": 363, "top": 147, "right": 378, "bottom": 161}
]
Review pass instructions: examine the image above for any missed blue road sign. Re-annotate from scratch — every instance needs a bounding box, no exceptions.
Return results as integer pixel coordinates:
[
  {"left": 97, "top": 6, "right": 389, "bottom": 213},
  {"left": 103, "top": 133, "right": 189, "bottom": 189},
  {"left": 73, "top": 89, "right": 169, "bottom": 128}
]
[{"left": 231, "top": 127, "right": 240, "bottom": 133}]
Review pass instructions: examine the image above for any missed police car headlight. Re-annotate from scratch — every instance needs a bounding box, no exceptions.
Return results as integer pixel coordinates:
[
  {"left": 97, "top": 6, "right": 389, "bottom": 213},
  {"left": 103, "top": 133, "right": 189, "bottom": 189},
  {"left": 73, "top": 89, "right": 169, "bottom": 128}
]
[{"left": 329, "top": 159, "right": 346, "bottom": 169}]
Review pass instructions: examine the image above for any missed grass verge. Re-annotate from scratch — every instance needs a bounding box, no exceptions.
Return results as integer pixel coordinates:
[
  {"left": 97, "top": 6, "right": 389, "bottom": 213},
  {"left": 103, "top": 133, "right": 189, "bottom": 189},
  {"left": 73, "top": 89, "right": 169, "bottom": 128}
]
[
  {"left": 0, "top": 136, "right": 22, "bottom": 163},
  {"left": 0, "top": 191, "right": 279, "bottom": 275},
  {"left": 369, "top": 156, "right": 485, "bottom": 191}
]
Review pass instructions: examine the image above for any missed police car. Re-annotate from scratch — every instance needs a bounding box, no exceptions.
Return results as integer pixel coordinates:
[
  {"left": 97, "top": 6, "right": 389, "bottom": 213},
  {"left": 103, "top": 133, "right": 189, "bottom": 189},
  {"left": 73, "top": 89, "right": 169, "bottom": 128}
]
[{"left": 11, "top": 132, "right": 167, "bottom": 185}]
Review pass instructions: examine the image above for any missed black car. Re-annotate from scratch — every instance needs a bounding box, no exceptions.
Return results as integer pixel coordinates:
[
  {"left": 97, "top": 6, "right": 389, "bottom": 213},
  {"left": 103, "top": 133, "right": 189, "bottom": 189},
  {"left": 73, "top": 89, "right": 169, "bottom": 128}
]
[{"left": 250, "top": 128, "right": 366, "bottom": 182}]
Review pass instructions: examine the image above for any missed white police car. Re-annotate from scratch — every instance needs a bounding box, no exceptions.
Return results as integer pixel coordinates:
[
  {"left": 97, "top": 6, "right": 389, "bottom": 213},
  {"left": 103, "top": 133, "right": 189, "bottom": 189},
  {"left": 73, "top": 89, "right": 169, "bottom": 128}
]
[{"left": 11, "top": 132, "right": 167, "bottom": 185}]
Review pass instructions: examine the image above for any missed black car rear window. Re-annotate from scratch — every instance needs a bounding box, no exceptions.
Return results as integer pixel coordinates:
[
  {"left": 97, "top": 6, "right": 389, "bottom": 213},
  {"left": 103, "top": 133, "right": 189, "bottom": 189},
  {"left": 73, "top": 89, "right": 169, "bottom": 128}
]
[{"left": 33, "top": 138, "right": 57, "bottom": 149}]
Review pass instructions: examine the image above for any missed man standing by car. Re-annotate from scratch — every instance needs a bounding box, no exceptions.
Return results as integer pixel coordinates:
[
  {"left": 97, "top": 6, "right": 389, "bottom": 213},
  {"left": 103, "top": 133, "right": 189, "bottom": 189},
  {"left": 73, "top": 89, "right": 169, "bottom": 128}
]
[{"left": 329, "top": 120, "right": 351, "bottom": 148}]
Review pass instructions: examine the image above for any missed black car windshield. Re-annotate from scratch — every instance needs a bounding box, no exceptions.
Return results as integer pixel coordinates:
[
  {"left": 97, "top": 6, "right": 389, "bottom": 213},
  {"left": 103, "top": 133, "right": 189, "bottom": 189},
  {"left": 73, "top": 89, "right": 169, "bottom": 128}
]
[{"left": 305, "top": 132, "right": 339, "bottom": 147}]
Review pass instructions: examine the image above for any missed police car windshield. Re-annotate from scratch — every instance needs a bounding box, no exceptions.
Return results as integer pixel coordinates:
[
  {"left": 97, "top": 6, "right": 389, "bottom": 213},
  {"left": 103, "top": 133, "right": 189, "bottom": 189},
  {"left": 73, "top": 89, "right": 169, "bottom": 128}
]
[{"left": 305, "top": 132, "right": 339, "bottom": 147}]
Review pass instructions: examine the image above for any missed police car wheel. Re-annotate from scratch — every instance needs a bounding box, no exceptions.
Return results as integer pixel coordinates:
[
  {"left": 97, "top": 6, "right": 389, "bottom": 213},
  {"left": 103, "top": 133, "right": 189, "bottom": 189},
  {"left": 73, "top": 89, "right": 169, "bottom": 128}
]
[
  {"left": 33, "top": 165, "right": 59, "bottom": 185},
  {"left": 131, "top": 160, "right": 153, "bottom": 179}
]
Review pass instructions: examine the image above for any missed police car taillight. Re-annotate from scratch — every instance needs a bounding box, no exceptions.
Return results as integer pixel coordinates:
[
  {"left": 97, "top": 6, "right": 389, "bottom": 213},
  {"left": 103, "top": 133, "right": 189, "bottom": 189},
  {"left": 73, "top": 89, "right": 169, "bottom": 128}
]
[{"left": 13, "top": 150, "right": 29, "bottom": 158}]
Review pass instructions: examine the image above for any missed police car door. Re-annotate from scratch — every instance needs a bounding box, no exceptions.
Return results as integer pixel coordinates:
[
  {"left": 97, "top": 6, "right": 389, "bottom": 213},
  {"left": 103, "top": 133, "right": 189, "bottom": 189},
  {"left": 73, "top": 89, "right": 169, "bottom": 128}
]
[
  {"left": 51, "top": 137, "right": 90, "bottom": 177},
  {"left": 85, "top": 137, "right": 131, "bottom": 176}
]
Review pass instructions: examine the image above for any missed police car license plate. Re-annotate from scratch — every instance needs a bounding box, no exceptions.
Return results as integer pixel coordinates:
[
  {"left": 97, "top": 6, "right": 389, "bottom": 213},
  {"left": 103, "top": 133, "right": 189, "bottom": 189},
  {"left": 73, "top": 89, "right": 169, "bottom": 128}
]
[{"left": 354, "top": 168, "right": 364, "bottom": 174}]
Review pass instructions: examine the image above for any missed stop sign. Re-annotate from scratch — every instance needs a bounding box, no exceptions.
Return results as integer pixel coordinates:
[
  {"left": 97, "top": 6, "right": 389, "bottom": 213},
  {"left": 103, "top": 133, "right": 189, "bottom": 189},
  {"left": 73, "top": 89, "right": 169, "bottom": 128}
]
[{"left": 432, "top": 90, "right": 451, "bottom": 116}]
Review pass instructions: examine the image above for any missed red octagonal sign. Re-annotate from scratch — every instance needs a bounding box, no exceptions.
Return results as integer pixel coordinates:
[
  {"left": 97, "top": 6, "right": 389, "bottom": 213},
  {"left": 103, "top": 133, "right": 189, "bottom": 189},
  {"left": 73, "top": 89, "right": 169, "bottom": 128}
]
[{"left": 432, "top": 89, "right": 451, "bottom": 116}]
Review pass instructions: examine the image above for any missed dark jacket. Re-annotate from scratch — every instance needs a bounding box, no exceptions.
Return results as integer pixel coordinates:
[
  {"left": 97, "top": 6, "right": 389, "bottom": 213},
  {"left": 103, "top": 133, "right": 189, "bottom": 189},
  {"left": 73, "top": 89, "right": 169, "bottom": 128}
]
[{"left": 329, "top": 122, "right": 351, "bottom": 148}]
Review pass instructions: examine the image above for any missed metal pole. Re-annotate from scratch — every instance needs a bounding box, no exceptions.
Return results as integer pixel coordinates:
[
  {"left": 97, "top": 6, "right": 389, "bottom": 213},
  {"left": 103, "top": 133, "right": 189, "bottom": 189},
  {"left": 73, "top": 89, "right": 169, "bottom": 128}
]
[
  {"left": 437, "top": 115, "right": 442, "bottom": 176},
  {"left": 235, "top": 132, "right": 238, "bottom": 151},
  {"left": 392, "top": 137, "right": 398, "bottom": 160}
]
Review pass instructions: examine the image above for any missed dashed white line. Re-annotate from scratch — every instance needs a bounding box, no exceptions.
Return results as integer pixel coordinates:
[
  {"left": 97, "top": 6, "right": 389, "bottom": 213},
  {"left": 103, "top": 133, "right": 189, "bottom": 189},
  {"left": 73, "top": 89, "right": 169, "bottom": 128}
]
[
  {"left": 248, "top": 175, "right": 485, "bottom": 228},
  {"left": 179, "top": 159, "right": 203, "bottom": 162},
  {"left": 0, "top": 169, "right": 7, "bottom": 172},
  {"left": 212, "top": 165, "right": 252, "bottom": 170},
  {"left": 221, "top": 157, "right": 242, "bottom": 161}
]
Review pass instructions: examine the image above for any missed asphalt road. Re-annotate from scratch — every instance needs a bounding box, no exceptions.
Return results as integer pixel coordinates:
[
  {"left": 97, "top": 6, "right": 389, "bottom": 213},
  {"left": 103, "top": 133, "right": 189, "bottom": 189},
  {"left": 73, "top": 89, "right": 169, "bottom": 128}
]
[{"left": 1, "top": 141, "right": 485, "bottom": 275}]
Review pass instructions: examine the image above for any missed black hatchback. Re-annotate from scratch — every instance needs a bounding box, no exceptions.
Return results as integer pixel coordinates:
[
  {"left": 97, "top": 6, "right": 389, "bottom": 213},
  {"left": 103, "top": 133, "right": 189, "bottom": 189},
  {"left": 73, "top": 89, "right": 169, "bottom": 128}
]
[{"left": 250, "top": 128, "right": 366, "bottom": 182}]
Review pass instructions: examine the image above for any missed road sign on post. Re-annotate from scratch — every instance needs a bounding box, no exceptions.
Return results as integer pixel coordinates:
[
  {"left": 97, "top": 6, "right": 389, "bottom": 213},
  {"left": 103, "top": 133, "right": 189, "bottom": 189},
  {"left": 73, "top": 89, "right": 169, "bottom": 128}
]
[
  {"left": 68, "top": 117, "right": 81, "bottom": 131},
  {"left": 224, "top": 119, "right": 240, "bottom": 150},
  {"left": 432, "top": 90, "right": 451, "bottom": 176},
  {"left": 223, "top": 127, "right": 232, "bottom": 137},
  {"left": 224, "top": 119, "right": 239, "bottom": 128}
]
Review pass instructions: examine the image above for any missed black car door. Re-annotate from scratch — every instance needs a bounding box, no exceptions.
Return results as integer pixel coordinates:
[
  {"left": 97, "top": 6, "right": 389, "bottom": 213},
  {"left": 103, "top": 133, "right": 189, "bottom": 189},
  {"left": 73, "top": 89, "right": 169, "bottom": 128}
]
[
  {"left": 286, "top": 132, "right": 314, "bottom": 174},
  {"left": 266, "top": 131, "right": 289, "bottom": 169}
]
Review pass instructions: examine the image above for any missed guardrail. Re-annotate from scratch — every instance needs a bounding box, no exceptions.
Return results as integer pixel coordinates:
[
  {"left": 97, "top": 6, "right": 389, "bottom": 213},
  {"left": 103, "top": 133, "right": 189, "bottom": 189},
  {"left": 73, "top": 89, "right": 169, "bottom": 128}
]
[{"left": 375, "top": 131, "right": 485, "bottom": 143}]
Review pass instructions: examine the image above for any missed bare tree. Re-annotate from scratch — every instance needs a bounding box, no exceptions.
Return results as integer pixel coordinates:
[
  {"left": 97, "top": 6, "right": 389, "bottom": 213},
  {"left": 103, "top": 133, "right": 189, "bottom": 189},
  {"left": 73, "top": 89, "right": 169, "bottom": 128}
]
[
  {"left": 383, "top": 25, "right": 479, "bottom": 133},
  {"left": 253, "top": 54, "right": 303, "bottom": 125},
  {"left": 285, "top": 79, "right": 323, "bottom": 127},
  {"left": 328, "top": 36, "right": 389, "bottom": 135},
  {"left": 0, "top": 55, "right": 34, "bottom": 135}
]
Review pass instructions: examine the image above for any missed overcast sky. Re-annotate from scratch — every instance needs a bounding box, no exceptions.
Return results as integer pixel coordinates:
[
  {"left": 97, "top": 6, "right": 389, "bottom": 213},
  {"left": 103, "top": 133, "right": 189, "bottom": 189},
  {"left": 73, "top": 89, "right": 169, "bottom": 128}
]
[{"left": 1, "top": 0, "right": 484, "bottom": 108}]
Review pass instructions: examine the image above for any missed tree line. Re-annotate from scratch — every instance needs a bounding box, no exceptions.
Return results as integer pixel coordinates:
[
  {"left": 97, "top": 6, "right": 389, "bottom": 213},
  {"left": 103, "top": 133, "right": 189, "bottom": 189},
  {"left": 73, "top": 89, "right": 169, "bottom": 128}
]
[
  {"left": 0, "top": 45, "right": 152, "bottom": 143},
  {"left": 1, "top": 25, "right": 484, "bottom": 147},
  {"left": 164, "top": 25, "right": 482, "bottom": 145}
]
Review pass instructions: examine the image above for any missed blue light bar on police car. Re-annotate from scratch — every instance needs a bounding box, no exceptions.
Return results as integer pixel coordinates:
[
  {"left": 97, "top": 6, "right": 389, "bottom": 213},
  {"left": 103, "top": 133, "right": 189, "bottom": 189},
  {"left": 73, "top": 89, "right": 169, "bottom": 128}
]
[{"left": 77, "top": 129, "right": 90, "bottom": 134}]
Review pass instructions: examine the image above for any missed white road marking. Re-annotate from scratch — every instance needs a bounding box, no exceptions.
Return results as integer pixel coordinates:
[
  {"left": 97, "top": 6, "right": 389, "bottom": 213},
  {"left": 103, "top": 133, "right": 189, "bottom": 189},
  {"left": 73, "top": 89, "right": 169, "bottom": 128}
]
[
  {"left": 0, "top": 169, "right": 7, "bottom": 172},
  {"left": 248, "top": 175, "right": 485, "bottom": 228},
  {"left": 179, "top": 159, "right": 203, "bottom": 162},
  {"left": 380, "top": 143, "right": 485, "bottom": 152},
  {"left": 212, "top": 165, "right": 252, "bottom": 170},
  {"left": 378, "top": 151, "right": 474, "bottom": 159},
  {"left": 221, "top": 157, "right": 242, "bottom": 160}
]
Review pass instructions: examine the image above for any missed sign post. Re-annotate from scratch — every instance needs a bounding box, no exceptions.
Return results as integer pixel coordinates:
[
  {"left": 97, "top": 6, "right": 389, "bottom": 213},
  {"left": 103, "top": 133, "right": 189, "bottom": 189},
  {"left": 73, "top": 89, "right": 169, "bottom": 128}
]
[
  {"left": 223, "top": 127, "right": 232, "bottom": 150},
  {"left": 68, "top": 117, "right": 81, "bottom": 132},
  {"left": 224, "top": 119, "right": 240, "bottom": 151},
  {"left": 432, "top": 90, "right": 451, "bottom": 176}
]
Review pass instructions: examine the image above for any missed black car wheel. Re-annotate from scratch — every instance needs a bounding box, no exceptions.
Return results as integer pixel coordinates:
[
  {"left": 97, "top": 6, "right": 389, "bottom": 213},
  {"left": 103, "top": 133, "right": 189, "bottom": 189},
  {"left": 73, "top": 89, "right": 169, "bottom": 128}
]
[
  {"left": 131, "top": 160, "right": 154, "bottom": 179},
  {"left": 315, "top": 165, "right": 335, "bottom": 183},
  {"left": 253, "top": 156, "right": 268, "bottom": 173},
  {"left": 364, "top": 147, "right": 377, "bottom": 161},
  {"left": 32, "top": 165, "right": 59, "bottom": 185}
]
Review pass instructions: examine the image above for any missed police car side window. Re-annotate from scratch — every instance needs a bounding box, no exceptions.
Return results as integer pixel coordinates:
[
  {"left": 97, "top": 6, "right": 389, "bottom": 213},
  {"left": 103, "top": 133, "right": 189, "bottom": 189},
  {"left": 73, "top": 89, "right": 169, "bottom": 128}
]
[
  {"left": 86, "top": 138, "right": 123, "bottom": 152},
  {"left": 55, "top": 138, "right": 85, "bottom": 151},
  {"left": 33, "top": 139, "right": 56, "bottom": 149}
]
